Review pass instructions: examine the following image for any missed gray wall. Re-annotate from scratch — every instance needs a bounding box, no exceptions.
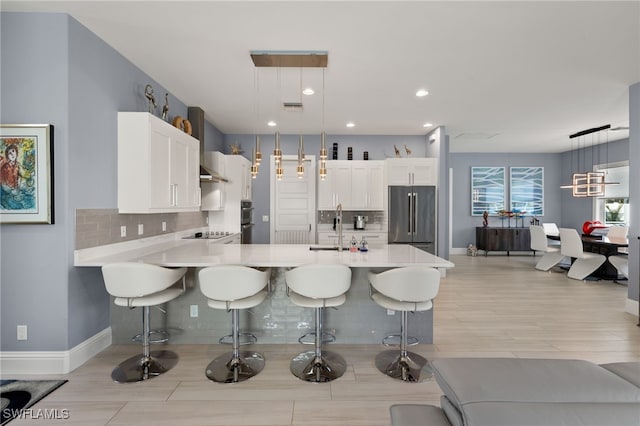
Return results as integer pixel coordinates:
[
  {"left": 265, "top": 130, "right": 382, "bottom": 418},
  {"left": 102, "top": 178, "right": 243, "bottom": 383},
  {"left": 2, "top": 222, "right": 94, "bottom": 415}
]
[
  {"left": 450, "top": 152, "right": 564, "bottom": 249},
  {"left": 0, "top": 12, "right": 223, "bottom": 351}
]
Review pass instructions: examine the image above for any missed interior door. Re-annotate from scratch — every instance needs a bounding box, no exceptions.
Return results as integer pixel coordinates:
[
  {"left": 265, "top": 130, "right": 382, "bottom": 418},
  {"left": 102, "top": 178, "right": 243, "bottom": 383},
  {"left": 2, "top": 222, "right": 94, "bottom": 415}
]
[{"left": 270, "top": 155, "right": 316, "bottom": 244}]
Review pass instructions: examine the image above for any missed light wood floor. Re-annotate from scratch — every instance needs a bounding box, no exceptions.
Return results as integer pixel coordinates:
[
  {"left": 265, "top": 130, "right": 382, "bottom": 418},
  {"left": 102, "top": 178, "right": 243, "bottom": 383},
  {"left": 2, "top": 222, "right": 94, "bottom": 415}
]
[{"left": 9, "top": 255, "right": 640, "bottom": 425}]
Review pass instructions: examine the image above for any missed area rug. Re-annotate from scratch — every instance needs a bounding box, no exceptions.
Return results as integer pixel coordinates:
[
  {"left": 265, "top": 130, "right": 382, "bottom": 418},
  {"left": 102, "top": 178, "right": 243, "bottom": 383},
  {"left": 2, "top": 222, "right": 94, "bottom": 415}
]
[{"left": 0, "top": 379, "right": 67, "bottom": 425}]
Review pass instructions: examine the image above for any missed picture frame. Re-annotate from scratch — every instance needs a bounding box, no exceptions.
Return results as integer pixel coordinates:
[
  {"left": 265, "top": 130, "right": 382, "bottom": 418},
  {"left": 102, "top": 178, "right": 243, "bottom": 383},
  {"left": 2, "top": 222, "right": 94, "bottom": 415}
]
[
  {"left": 0, "top": 124, "right": 54, "bottom": 224},
  {"left": 471, "top": 166, "right": 505, "bottom": 216},
  {"left": 510, "top": 166, "right": 544, "bottom": 216}
]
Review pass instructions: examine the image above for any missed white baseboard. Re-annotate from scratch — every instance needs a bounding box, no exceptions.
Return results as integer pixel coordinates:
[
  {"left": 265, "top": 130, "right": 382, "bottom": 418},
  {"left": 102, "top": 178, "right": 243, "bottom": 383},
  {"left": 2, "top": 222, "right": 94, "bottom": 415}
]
[
  {"left": 626, "top": 298, "right": 639, "bottom": 319},
  {"left": 0, "top": 328, "right": 111, "bottom": 375},
  {"left": 450, "top": 247, "right": 468, "bottom": 255}
]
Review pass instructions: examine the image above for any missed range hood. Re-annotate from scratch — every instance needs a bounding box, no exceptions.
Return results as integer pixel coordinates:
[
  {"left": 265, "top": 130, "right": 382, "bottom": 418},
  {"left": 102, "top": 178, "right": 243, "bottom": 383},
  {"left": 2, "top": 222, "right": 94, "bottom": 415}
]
[{"left": 188, "top": 106, "right": 229, "bottom": 183}]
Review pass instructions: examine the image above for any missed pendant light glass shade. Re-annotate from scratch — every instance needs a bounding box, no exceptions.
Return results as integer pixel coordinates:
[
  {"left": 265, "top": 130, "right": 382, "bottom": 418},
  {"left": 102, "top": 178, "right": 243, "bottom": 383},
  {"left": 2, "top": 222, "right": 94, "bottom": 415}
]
[
  {"left": 273, "top": 131, "right": 283, "bottom": 180},
  {"left": 255, "top": 135, "right": 262, "bottom": 165},
  {"left": 250, "top": 146, "right": 258, "bottom": 179}
]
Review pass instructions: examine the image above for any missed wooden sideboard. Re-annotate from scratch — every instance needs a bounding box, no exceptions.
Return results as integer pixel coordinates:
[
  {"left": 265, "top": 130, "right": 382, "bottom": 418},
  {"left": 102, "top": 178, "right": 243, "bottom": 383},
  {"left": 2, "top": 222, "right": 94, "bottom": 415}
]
[{"left": 476, "top": 227, "right": 531, "bottom": 256}]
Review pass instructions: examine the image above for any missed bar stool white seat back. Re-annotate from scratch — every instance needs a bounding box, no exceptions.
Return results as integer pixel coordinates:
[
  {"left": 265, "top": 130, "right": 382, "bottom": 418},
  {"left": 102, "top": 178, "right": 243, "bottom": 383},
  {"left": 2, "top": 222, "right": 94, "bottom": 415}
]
[
  {"left": 285, "top": 264, "right": 352, "bottom": 382},
  {"left": 101, "top": 262, "right": 186, "bottom": 383},
  {"left": 199, "top": 265, "right": 270, "bottom": 383},
  {"left": 368, "top": 266, "right": 440, "bottom": 382}
]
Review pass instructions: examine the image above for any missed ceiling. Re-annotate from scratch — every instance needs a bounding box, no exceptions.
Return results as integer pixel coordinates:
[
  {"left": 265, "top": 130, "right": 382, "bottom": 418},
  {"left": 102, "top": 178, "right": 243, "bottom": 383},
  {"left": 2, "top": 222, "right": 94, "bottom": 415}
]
[{"left": 3, "top": 1, "right": 639, "bottom": 153}]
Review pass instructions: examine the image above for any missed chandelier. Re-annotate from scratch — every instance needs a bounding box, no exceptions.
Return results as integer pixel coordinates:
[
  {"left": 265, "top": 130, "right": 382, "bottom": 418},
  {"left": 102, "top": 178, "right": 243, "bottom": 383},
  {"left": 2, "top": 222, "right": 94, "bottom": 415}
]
[{"left": 560, "top": 124, "right": 618, "bottom": 197}]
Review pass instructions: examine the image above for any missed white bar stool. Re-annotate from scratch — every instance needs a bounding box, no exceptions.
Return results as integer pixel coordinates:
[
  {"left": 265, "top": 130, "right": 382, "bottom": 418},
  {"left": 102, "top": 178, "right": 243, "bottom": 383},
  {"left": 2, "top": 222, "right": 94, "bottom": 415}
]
[
  {"left": 285, "top": 264, "right": 352, "bottom": 382},
  {"left": 368, "top": 266, "right": 440, "bottom": 382},
  {"left": 101, "top": 262, "right": 186, "bottom": 383},
  {"left": 198, "top": 265, "right": 270, "bottom": 383}
]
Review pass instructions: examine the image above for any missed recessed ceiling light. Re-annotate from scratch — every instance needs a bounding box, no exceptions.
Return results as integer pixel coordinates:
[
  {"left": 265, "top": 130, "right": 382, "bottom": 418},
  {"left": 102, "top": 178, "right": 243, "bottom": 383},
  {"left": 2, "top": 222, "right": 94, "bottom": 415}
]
[
  {"left": 423, "top": 122, "right": 433, "bottom": 128},
  {"left": 346, "top": 122, "right": 355, "bottom": 128},
  {"left": 302, "top": 87, "right": 314, "bottom": 96},
  {"left": 416, "top": 89, "right": 429, "bottom": 97},
  {"left": 267, "top": 120, "right": 277, "bottom": 127}
]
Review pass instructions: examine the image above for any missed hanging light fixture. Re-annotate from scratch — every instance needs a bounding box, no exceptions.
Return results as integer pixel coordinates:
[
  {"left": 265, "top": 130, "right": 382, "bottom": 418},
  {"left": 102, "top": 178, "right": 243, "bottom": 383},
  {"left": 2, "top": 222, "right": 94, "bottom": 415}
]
[
  {"left": 250, "top": 50, "right": 329, "bottom": 182},
  {"left": 273, "top": 131, "right": 283, "bottom": 180},
  {"left": 319, "top": 67, "right": 328, "bottom": 180},
  {"left": 250, "top": 145, "right": 259, "bottom": 179},
  {"left": 297, "top": 135, "right": 305, "bottom": 178},
  {"left": 560, "top": 124, "right": 618, "bottom": 197},
  {"left": 255, "top": 135, "right": 262, "bottom": 166}
]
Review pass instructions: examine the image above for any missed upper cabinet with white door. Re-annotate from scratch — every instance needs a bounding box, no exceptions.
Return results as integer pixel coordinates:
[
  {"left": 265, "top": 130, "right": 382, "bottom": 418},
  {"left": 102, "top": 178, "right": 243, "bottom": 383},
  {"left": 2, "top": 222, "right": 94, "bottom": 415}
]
[
  {"left": 317, "top": 160, "right": 384, "bottom": 210},
  {"left": 317, "top": 161, "right": 352, "bottom": 209},
  {"left": 225, "top": 155, "right": 252, "bottom": 201},
  {"left": 351, "top": 160, "right": 384, "bottom": 209},
  {"left": 118, "top": 112, "right": 200, "bottom": 213},
  {"left": 385, "top": 157, "right": 438, "bottom": 185}
]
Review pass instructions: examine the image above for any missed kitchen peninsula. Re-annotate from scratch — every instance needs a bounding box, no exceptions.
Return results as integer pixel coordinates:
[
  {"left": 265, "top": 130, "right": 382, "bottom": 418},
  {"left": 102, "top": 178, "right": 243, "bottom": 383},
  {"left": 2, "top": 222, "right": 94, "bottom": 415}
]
[{"left": 75, "top": 238, "right": 454, "bottom": 345}]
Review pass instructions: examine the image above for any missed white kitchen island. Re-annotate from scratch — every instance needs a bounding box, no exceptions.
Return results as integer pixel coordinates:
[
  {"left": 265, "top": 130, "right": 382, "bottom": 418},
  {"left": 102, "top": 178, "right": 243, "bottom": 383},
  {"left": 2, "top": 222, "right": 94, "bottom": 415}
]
[{"left": 75, "top": 239, "right": 454, "bottom": 344}]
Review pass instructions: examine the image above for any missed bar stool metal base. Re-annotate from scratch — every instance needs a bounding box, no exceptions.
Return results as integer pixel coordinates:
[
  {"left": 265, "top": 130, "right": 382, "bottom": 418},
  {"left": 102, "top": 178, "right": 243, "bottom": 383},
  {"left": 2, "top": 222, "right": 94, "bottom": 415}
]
[
  {"left": 205, "top": 351, "right": 265, "bottom": 383},
  {"left": 111, "top": 350, "right": 179, "bottom": 383},
  {"left": 375, "top": 349, "right": 432, "bottom": 382},
  {"left": 290, "top": 350, "right": 347, "bottom": 382}
]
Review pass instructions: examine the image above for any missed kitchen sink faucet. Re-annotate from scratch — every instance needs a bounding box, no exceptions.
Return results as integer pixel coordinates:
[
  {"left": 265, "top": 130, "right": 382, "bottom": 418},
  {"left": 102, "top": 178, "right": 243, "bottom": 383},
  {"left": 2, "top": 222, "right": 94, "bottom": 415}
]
[{"left": 336, "top": 203, "right": 343, "bottom": 252}]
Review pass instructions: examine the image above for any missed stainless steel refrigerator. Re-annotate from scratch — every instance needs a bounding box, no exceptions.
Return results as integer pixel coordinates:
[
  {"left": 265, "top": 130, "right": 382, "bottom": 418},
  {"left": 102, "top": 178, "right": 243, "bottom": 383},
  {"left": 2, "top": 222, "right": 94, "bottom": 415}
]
[{"left": 388, "top": 185, "right": 436, "bottom": 254}]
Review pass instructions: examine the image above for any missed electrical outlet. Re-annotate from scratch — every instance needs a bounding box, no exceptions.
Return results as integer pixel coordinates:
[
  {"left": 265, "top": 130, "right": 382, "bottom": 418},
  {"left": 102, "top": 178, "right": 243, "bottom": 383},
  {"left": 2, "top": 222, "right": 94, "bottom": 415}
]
[
  {"left": 387, "top": 309, "right": 395, "bottom": 316},
  {"left": 190, "top": 305, "right": 198, "bottom": 318},
  {"left": 17, "top": 325, "right": 27, "bottom": 340},
  {"left": 162, "top": 221, "right": 167, "bottom": 232},
  {"left": 262, "top": 215, "right": 269, "bottom": 222},
  {"left": 138, "top": 223, "right": 144, "bottom": 235},
  {"left": 120, "top": 225, "right": 127, "bottom": 238}
]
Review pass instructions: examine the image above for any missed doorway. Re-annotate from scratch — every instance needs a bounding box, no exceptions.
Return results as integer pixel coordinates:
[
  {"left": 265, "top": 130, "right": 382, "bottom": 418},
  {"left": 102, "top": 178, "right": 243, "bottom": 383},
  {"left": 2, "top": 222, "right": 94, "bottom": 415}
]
[{"left": 270, "top": 155, "right": 316, "bottom": 243}]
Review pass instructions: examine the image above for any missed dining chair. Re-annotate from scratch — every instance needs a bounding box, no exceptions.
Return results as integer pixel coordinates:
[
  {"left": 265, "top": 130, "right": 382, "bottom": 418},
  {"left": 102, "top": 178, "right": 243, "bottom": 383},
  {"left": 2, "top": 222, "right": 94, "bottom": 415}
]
[
  {"left": 606, "top": 226, "right": 629, "bottom": 239},
  {"left": 559, "top": 228, "right": 606, "bottom": 281},
  {"left": 529, "top": 225, "right": 565, "bottom": 271},
  {"left": 605, "top": 226, "right": 629, "bottom": 280}
]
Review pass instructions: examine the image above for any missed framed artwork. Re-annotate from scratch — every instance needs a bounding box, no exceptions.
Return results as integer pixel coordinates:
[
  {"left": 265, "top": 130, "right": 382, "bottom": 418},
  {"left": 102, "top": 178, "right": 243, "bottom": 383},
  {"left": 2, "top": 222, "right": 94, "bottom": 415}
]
[
  {"left": 471, "top": 166, "right": 505, "bottom": 216},
  {"left": 510, "top": 166, "right": 544, "bottom": 216},
  {"left": 0, "top": 124, "right": 54, "bottom": 224}
]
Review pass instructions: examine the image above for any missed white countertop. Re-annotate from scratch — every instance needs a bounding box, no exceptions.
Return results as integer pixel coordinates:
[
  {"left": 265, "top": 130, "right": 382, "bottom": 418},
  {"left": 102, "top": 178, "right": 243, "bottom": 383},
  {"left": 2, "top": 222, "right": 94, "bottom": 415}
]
[{"left": 75, "top": 239, "right": 454, "bottom": 269}]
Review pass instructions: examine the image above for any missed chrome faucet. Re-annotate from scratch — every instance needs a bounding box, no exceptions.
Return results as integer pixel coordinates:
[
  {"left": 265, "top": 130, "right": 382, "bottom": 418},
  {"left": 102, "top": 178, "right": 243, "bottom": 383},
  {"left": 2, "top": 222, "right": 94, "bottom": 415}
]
[{"left": 336, "top": 203, "right": 343, "bottom": 251}]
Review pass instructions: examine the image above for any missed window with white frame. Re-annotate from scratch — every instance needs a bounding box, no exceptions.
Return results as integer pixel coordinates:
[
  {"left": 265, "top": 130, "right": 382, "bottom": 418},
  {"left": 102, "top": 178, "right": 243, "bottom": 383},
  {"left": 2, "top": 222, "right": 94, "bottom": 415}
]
[{"left": 593, "top": 162, "right": 629, "bottom": 226}]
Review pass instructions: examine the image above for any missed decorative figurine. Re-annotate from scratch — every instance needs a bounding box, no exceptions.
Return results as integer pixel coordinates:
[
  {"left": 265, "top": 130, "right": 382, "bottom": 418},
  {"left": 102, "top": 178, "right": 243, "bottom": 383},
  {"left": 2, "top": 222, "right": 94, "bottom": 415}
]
[
  {"left": 394, "top": 145, "right": 401, "bottom": 157},
  {"left": 230, "top": 143, "right": 244, "bottom": 155},
  {"left": 144, "top": 84, "right": 157, "bottom": 114},
  {"left": 161, "top": 93, "right": 169, "bottom": 121},
  {"left": 482, "top": 210, "right": 489, "bottom": 227},
  {"left": 404, "top": 144, "right": 412, "bottom": 156}
]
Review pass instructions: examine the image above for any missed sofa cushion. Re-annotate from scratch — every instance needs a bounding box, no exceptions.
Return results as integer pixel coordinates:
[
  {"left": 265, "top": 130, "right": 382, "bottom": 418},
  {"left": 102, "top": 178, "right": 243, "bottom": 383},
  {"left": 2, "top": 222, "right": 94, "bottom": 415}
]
[
  {"left": 389, "top": 404, "right": 452, "bottom": 426},
  {"left": 431, "top": 358, "right": 640, "bottom": 409},
  {"left": 462, "top": 402, "right": 640, "bottom": 426},
  {"left": 600, "top": 362, "right": 640, "bottom": 388}
]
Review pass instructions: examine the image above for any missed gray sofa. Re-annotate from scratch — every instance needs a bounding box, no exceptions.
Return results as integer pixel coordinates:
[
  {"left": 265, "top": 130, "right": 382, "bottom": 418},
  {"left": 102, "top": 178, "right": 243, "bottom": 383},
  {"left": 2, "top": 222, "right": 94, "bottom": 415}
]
[{"left": 390, "top": 358, "right": 640, "bottom": 426}]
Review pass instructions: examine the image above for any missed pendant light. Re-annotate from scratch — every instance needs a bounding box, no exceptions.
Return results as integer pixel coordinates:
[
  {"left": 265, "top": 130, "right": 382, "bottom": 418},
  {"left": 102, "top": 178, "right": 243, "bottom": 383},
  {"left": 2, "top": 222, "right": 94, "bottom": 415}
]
[
  {"left": 297, "top": 135, "right": 305, "bottom": 178},
  {"left": 274, "top": 131, "right": 283, "bottom": 180},
  {"left": 319, "top": 68, "right": 328, "bottom": 180},
  {"left": 250, "top": 145, "right": 258, "bottom": 179},
  {"left": 560, "top": 125, "right": 618, "bottom": 197}
]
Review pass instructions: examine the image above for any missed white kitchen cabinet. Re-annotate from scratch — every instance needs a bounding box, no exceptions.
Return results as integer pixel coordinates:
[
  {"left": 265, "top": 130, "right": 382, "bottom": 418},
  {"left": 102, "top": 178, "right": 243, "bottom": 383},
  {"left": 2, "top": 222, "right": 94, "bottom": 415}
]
[
  {"left": 317, "top": 160, "right": 383, "bottom": 210},
  {"left": 351, "top": 161, "right": 384, "bottom": 210},
  {"left": 225, "top": 155, "right": 252, "bottom": 201},
  {"left": 385, "top": 158, "right": 438, "bottom": 185},
  {"left": 118, "top": 112, "right": 200, "bottom": 213},
  {"left": 317, "top": 161, "right": 352, "bottom": 209},
  {"left": 201, "top": 151, "right": 226, "bottom": 211}
]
